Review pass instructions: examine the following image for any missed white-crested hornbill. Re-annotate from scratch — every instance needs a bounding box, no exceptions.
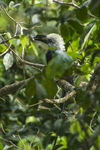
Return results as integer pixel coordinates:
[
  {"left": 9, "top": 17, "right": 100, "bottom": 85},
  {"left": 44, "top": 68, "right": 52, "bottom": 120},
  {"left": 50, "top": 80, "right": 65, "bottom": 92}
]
[
  {"left": 34, "top": 33, "right": 73, "bottom": 112},
  {"left": 34, "top": 33, "right": 65, "bottom": 63}
]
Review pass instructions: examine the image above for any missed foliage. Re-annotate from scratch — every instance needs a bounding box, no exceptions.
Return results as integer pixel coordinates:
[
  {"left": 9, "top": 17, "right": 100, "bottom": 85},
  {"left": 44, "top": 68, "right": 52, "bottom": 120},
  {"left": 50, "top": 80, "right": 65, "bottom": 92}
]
[{"left": 0, "top": 0, "right": 100, "bottom": 150}]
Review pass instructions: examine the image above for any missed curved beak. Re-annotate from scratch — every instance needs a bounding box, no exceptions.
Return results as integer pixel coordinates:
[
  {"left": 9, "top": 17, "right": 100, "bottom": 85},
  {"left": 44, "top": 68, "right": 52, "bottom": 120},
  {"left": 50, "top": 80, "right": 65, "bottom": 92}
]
[{"left": 33, "top": 35, "right": 48, "bottom": 44}]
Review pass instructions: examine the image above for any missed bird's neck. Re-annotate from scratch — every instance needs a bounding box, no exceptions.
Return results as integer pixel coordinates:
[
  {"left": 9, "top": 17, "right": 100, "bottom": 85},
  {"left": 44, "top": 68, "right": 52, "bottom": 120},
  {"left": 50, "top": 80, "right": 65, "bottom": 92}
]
[{"left": 46, "top": 50, "right": 55, "bottom": 64}]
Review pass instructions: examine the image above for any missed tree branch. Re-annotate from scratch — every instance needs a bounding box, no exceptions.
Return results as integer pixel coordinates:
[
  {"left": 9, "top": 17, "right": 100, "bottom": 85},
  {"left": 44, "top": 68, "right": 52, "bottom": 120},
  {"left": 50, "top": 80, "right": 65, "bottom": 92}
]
[
  {"left": 87, "top": 64, "right": 100, "bottom": 92},
  {"left": 56, "top": 79, "right": 75, "bottom": 92},
  {"left": 0, "top": 77, "right": 34, "bottom": 97},
  {"left": 44, "top": 80, "right": 88, "bottom": 104},
  {"left": 53, "top": 0, "right": 95, "bottom": 18},
  {"left": 0, "top": 43, "right": 11, "bottom": 57},
  {"left": 0, "top": 43, "right": 45, "bottom": 69},
  {"left": 45, "top": 63, "right": 100, "bottom": 105},
  {"left": 0, "top": 35, "right": 45, "bottom": 69},
  {"left": 44, "top": 90, "right": 76, "bottom": 104},
  {"left": 53, "top": 0, "right": 80, "bottom": 9},
  {"left": 0, "top": 36, "right": 19, "bottom": 44}
]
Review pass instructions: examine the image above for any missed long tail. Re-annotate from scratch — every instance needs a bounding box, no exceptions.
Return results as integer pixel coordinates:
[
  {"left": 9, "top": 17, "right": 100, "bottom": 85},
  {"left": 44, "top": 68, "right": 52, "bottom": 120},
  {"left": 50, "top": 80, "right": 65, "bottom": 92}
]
[{"left": 60, "top": 90, "right": 66, "bottom": 113}]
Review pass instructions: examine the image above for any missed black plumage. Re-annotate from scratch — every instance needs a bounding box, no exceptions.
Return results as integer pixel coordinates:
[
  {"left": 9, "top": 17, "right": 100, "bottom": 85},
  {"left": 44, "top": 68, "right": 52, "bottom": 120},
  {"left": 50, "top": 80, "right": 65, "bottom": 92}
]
[{"left": 46, "top": 50, "right": 55, "bottom": 64}]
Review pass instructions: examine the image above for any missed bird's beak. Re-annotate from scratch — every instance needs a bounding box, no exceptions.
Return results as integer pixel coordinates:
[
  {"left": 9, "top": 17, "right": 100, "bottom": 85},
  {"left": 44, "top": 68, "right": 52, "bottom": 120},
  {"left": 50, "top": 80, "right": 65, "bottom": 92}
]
[{"left": 33, "top": 35, "right": 48, "bottom": 44}]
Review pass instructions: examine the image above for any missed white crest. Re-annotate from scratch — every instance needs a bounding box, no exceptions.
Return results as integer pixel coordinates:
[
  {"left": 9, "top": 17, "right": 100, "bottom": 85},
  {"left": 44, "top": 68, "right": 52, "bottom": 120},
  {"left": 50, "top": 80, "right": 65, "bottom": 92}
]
[{"left": 47, "top": 33, "right": 65, "bottom": 51}]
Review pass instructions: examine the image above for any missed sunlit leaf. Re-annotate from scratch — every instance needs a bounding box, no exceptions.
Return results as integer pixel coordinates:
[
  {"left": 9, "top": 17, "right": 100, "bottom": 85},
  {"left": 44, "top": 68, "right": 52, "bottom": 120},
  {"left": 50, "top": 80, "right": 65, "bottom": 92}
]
[
  {"left": 3, "top": 145, "right": 12, "bottom": 150},
  {"left": 6, "top": 32, "right": 11, "bottom": 38},
  {"left": 0, "top": 44, "right": 7, "bottom": 52},
  {"left": 80, "top": 20, "right": 96, "bottom": 50},
  {"left": 31, "top": 42, "right": 38, "bottom": 57},
  {"left": 0, "top": 141, "right": 3, "bottom": 150},
  {"left": 21, "top": 36, "right": 28, "bottom": 48},
  {"left": 9, "top": 39, "right": 21, "bottom": 47},
  {"left": 9, "top": 1, "right": 20, "bottom": 9},
  {"left": 70, "top": 120, "right": 85, "bottom": 141},
  {"left": 3, "top": 52, "right": 14, "bottom": 70}
]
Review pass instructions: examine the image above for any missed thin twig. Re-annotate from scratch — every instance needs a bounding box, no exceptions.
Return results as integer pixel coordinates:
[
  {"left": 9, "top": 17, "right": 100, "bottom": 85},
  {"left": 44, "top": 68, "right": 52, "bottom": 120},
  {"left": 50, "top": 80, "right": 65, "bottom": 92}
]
[
  {"left": 52, "top": 134, "right": 58, "bottom": 150},
  {"left": 69, "top": 41, "right": 74, "bottom": 52},
  {"left": 17, "top": 135, "right": 25, "bottom": 148},
  {"left": 3, "top": 8, "right": 17, "bottom": 23},
  {"left": 0, "top": 36, "right": 19, "bottom": 44},
  {"left": 21, "top": 45, "right": 26, "bottom": 78},
  {"left": 14, "top": 23, "right": 19, "bottom": 36},
  {"left": 11, "top": 48, "right": 45, "bottom": 68},
  {"left": 1, "top": 123, "right": 7, "bottom": 134},
  {"left": 0, "top": 97, "right": 5, "bottom": 101},
  {"left": 0, "top": 137, "right": 21, "bottom": 149},
  {"left": 1, "top": 122, "right": 24, "bottom": 149},
  {"left": 31, "top": 0, "right": 35, "bottom": 6},
  {"left": 0, "top": 41, "right": 45, "bottom": 68},
  {"left": 53, "top": 0, "right": 80, "bottom": 9},
  {"left": 0, "top": 44, "right": 11, "bottom": 57},
  {"left": 53, "top": 0, "right": 95, "bottom": 18},
  {"left": 16, "top": 98, "right": 43, "bottom": 108},
  {"left": 0, "top": 36, "right": 45, "bottom": 68}
]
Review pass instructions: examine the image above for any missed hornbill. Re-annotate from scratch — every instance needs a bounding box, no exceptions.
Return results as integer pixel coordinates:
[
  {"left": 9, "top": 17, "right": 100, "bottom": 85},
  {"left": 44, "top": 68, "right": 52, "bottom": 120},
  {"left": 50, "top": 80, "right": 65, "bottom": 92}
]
[
  {"left": 34, "top": 33, "right": 73, "bottom": 112},
  {"left": 34, "top": 33, "right": 65, "bottom": 63}
]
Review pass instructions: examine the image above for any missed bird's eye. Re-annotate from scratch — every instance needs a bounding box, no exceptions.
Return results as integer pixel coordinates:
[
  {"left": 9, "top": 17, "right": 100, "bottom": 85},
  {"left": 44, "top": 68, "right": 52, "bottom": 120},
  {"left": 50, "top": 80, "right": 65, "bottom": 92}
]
[
  {"left": 48, "top": 39, "right": 53, "bottom": 43},
  {"left": 41, "top": 37, "right": 46, "bottom": 40}
]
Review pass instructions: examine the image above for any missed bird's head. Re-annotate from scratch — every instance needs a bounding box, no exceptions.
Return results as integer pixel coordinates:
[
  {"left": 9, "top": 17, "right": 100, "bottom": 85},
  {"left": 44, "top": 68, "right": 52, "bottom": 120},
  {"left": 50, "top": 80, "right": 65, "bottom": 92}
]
[{"left": 34, "top": 33, "right": 65, "bottom": 51}]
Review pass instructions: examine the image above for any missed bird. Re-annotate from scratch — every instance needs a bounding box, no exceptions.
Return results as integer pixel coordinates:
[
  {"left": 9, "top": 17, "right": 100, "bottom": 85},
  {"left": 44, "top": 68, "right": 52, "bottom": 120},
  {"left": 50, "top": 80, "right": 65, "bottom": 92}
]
[
  {"left": 34, "top": 33, "right": 65, "bottom": 51},
  {"left": 34, "top": 33, "right": 73, "bottom": 112}
]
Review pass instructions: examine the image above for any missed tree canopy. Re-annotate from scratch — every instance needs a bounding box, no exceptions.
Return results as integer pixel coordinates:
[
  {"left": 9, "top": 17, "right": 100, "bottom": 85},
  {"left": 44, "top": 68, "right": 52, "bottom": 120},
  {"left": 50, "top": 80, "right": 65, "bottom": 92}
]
[{"left": 0, "top": 0, "right": 100, "bottom": 150}]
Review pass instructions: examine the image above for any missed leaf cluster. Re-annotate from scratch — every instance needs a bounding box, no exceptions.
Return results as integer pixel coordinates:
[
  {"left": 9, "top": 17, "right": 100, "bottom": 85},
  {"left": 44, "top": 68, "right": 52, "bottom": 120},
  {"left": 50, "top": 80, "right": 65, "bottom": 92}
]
[{"left": 0, "top": 0, "right": 100, "bottom": 150}]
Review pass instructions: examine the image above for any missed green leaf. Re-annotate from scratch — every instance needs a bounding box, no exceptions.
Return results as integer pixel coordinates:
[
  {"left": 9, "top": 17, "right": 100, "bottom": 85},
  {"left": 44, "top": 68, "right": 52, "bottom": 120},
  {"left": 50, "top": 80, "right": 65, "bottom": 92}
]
[
  {"left": 46, "top": 50, "right": 73, "bottom": 78},
  {"left": 0, "top": 44, "right": 7, "bottom": 52},
  {"left": 42, "top": 77, "right": 57, "bottom": 98},
  {"left": 9, "top": 39, "right": 21, "bottom": 47},
  {"left": 25, "top": 79, "right": 36, "bottom": 98},
  {"left": 80, "top": 20, "right": 96, "bottom": 50},
  {"left": 31, "top": 42, "right": 38, "bottom": 57},
  {"left": 90, "top": 0, "right": 100, "bottom": 17},
  {"left": 80, "top": 63, "right": 92, "bottom": 75},
  {"left": 89, "top": 125, "right": 100, "bottom": 145},
  {"left": 3, "top": 145, "right": 12, "bottom": 150},
  {"left": 21, "top": 36, "right": 28, "bottom": 48},
  {"left": 25, "top": 6, "right": 45, "bottom": 16},
  {"left": 81, "top": 0, "right": 92, "bottom": 7},
  {"left": 90, "top": 49, "right": 100, "bottom": 65},
  {"left": 35, "top": 78, "right": 47, "bottom": 99},
  {"left": 0, "top": 1, "right": 7, "bottom": 8},
  {"left": 54, "top": 119, "right": 63, "bottom": 130},
  {"left": 70, "top": 120, "right": 85, "bottom": 141},
  {"left": 77, "top": 91, "right": 91, "bottom": 109},
  {"left": 3, "top": 52, "right": 14, "bottom": 70},
  {"left": 0, "top": 141, "right": 3, "bottom": 150},
  {"left": 9, "top": 1, "right": 21, "bottom": 9},
  {"left": 67, "top": 19, "right": 84, "bottom": 34},
  {"left": 60, "top": 24, "right": 71, "bottom": 43},
  {"left": 76, "top": 6, "right": 88, "bottom": 21},
  {"left": 6, "top": 32, "right": 11, "bottom": 38}
]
